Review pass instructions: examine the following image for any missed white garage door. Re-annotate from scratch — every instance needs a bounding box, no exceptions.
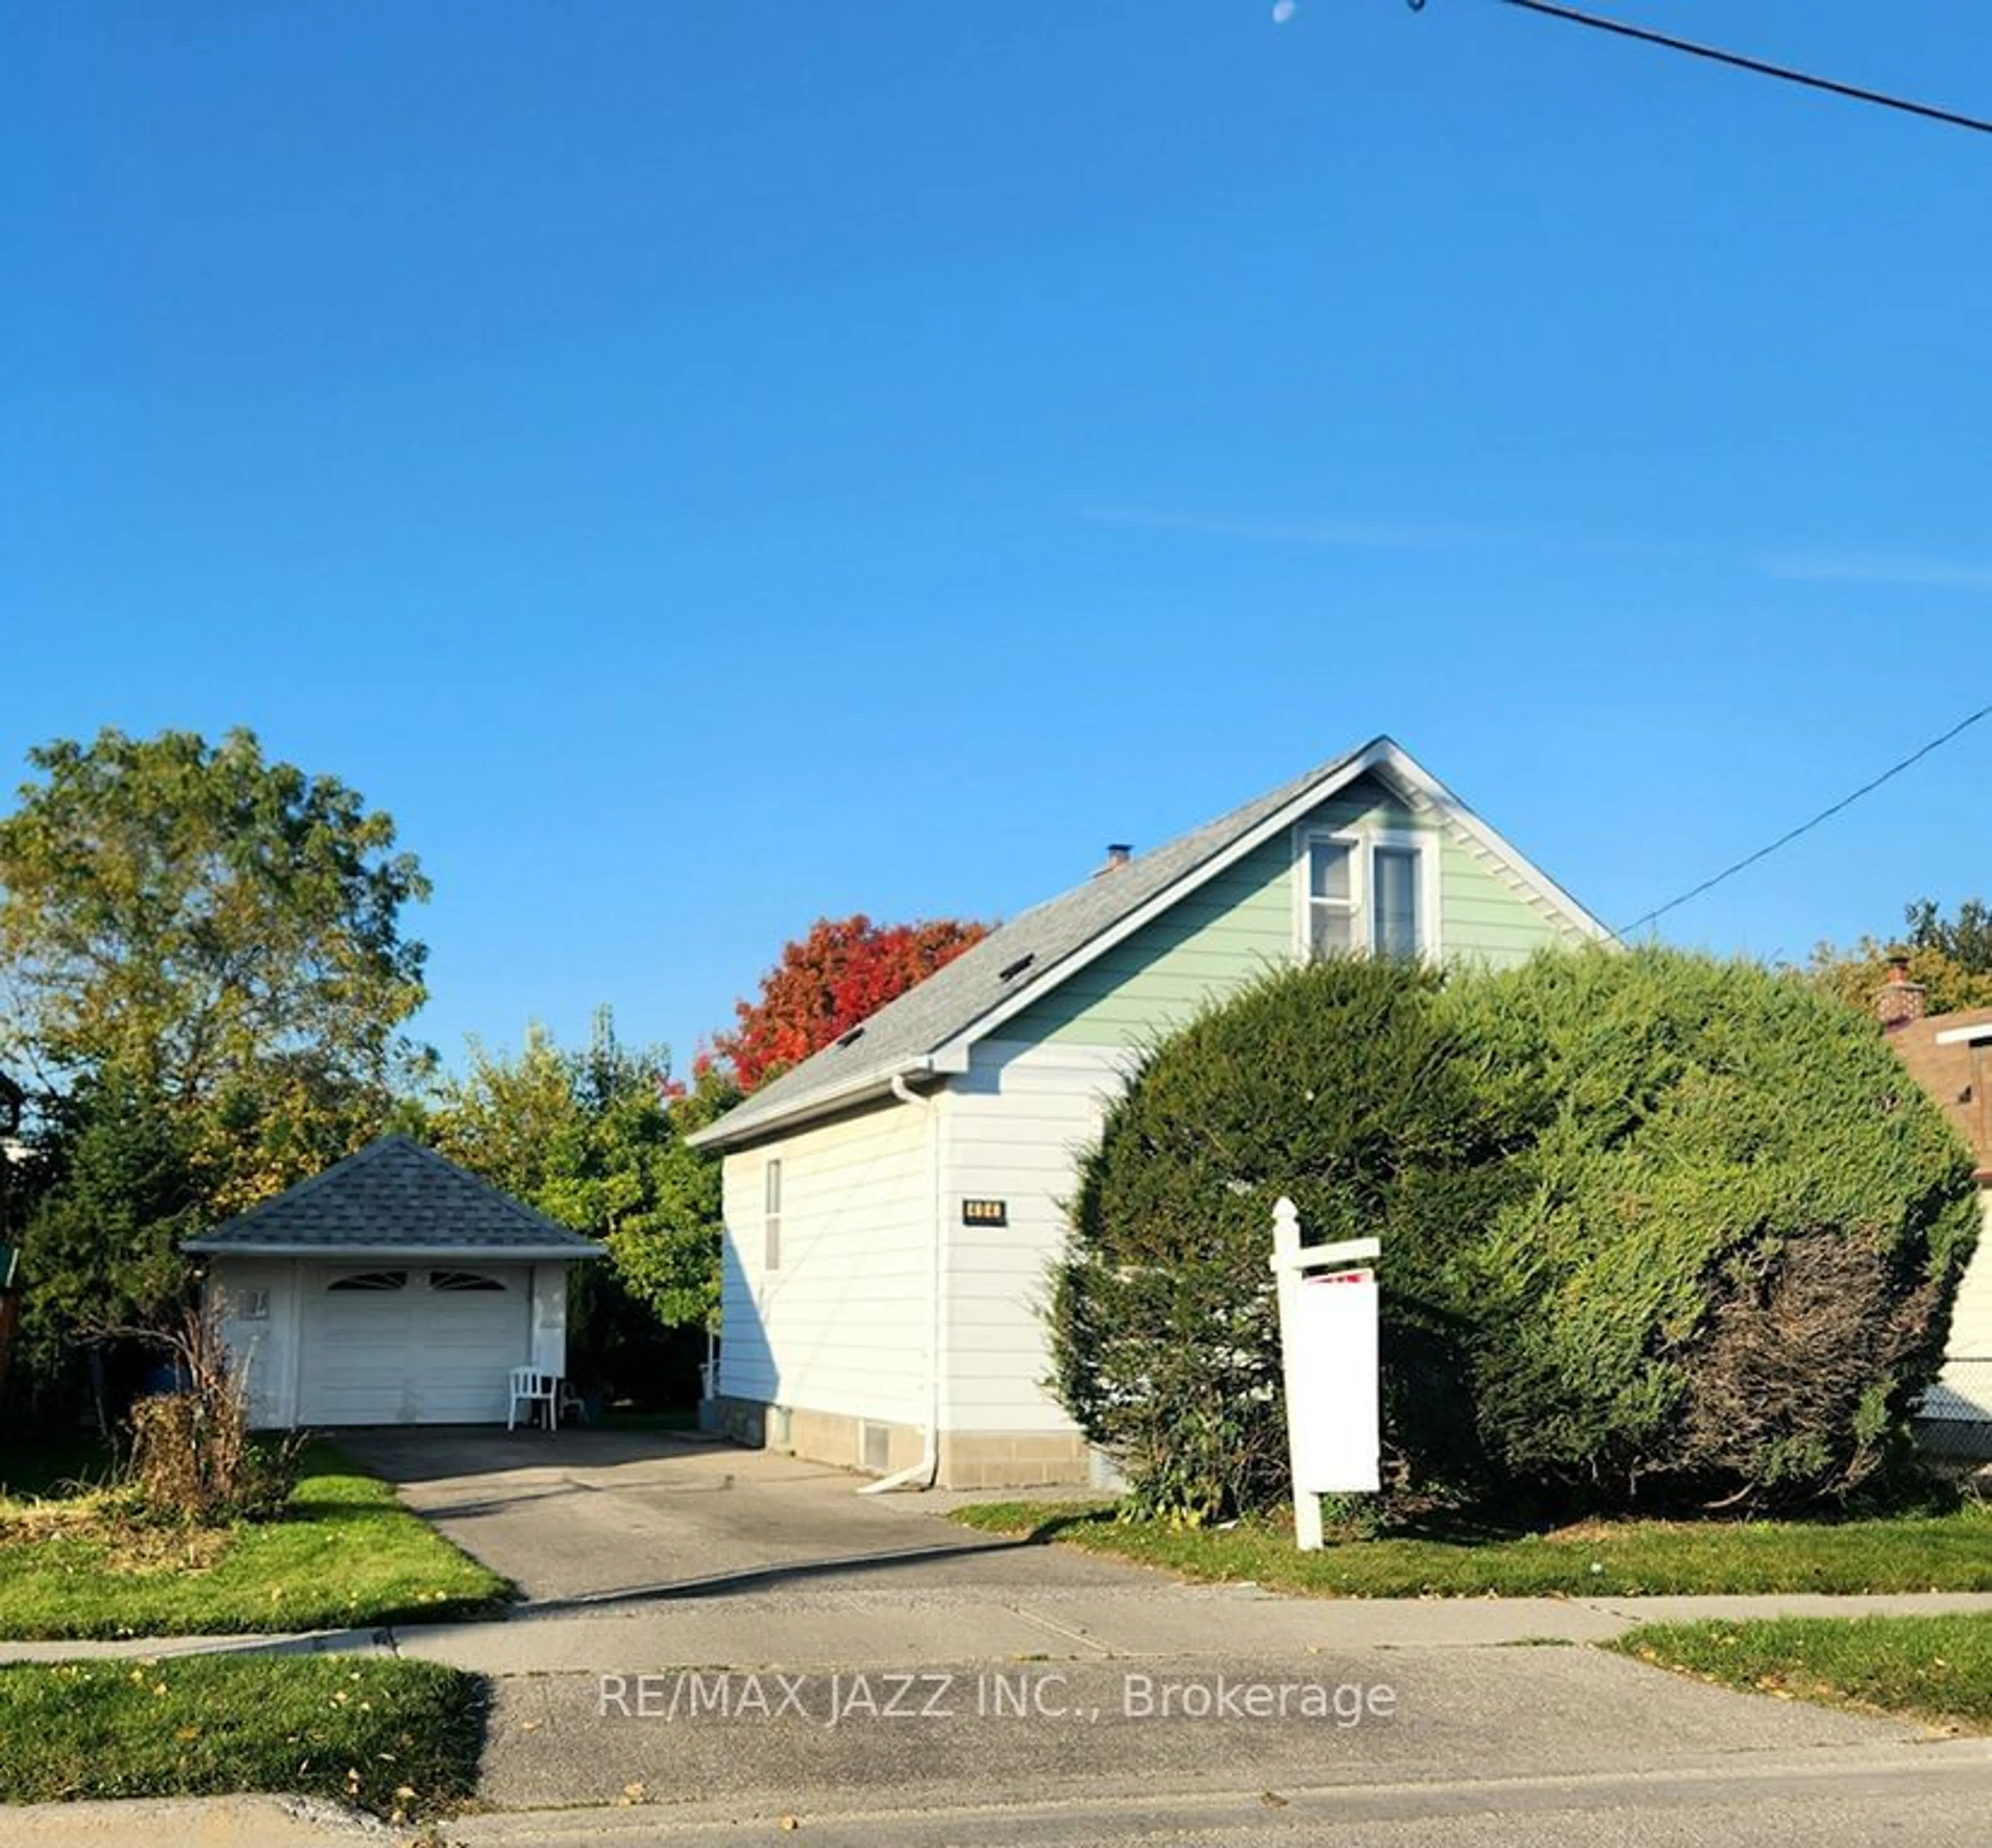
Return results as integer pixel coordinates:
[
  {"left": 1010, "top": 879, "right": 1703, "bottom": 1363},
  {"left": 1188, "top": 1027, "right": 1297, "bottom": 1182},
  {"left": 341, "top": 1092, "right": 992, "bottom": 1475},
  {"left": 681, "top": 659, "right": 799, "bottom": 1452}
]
[{"left": 298, "top": 1264, "right": 532, "bottom": 1425}]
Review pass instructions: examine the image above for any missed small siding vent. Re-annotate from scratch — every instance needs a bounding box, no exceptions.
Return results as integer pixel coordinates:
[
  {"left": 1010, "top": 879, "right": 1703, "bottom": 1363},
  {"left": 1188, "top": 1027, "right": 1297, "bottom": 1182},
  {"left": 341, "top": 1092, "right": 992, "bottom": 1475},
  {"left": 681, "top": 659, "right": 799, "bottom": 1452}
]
[
  {"left": 998, "top": 953, "right": 1035, "bottom": 982},
  {"left": 861, "top": 1421, "right": 892, "bottom": 1473}
]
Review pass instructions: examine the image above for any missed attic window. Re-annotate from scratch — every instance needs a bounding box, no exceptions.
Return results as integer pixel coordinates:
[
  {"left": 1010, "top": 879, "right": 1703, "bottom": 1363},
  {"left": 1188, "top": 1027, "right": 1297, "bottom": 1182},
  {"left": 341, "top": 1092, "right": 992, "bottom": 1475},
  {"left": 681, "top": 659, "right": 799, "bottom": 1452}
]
[
  {"left": 836, "top": 1025, "right": 865, "bottom": 1049},
  {"left": 327, "top": 1270, "right": 408, "bottom": 1292},
  {"left": 998, "top": 953, "right": 1035, "bottom": 982},
  {"left": 430, "top": 1270, "right": 506, "bottom": 1292},
  {"left": 1297, "top": 826, "right": 1436, "bottom": 962}
]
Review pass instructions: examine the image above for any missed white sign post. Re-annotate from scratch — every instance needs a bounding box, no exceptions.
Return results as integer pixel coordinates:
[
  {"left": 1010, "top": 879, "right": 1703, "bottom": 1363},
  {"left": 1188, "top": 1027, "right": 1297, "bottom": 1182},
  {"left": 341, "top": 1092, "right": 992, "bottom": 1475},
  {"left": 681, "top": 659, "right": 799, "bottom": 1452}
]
[{"left": 1269, "top": 1195, "right": 1380, "bottom": 1551}]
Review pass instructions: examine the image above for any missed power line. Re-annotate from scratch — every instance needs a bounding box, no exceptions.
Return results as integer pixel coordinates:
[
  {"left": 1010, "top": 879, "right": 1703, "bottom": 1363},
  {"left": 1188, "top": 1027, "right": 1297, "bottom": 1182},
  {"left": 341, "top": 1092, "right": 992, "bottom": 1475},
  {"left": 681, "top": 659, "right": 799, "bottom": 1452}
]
[
  {"left": 1619, "top": 701, "right": 1992, "bottom": 939},
  {"left": 1410, "top": 0, "right": 1992, "bottom": 138}
]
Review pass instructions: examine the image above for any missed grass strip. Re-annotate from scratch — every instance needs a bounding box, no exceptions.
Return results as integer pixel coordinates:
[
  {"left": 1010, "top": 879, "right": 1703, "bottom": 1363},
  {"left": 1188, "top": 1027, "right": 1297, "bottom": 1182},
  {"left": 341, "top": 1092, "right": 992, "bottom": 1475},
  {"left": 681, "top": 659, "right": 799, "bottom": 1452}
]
[
  {"left": 950, "top": 1500, "right": 1992, "bottom": 1597},
  {"left": 1609, "top": 1612, "right": 1992, "bottom": 1733},
  {"left": 0, "top": 1442, "right": 509, "bottom": 1639},
  {"left": 0, "top": 1654, "right": 486, "bottom": 1819}
]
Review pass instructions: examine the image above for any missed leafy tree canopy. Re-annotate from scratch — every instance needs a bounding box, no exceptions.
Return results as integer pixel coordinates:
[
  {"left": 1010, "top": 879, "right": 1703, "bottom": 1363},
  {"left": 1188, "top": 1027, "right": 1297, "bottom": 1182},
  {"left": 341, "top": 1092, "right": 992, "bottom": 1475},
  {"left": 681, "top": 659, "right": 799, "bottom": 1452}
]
[
  {"left": 428, "top": 1010, "right": 736, "bottom": 1330},
  {"left": 0, "top": 727, "right": 430, "bottom": 1213},
  {"left": 2, "top": 729, "right": 431, "bottom": 1385},
  {"left": 707, "top": 913, "right": 989, "bottom": 1093},
  {"left": 1810, "top": 895, "right": 1992, "bottom": 1017},
  {"left": 15, "top": 1069, "right": 202, "bottom": 1375}
]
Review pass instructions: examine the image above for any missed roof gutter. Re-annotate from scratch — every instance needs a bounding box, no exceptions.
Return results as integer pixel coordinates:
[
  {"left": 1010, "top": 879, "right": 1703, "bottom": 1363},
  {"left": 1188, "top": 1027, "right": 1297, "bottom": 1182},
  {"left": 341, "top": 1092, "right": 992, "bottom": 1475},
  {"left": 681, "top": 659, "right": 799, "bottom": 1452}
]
[
  {"left": 686, "top": 1057, "right": 940, "bottom": 1152},
  {"left": 180, "top": 1242, "right": 604, "bottom": 1261}
]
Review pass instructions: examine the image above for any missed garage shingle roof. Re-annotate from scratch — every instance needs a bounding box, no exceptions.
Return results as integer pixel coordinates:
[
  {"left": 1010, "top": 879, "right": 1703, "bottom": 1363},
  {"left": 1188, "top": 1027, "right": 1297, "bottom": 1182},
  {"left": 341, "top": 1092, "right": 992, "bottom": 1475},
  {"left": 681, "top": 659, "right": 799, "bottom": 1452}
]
[{"left": 184, "top": 1135, "right": 602, "bottom": 1257}]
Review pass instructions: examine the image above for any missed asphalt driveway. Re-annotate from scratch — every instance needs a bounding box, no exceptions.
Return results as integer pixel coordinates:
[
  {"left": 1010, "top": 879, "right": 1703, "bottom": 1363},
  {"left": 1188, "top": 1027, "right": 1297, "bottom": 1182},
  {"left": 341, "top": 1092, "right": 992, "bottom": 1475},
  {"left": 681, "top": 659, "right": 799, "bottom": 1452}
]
[{"left": 336, "top": 1425, "right": 1134, "bottom": 1606}]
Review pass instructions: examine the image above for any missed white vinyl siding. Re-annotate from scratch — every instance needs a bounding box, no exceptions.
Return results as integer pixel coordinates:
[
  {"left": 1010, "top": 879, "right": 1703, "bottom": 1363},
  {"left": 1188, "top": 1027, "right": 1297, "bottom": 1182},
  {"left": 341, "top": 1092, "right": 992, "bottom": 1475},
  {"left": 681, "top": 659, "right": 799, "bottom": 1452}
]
[
  {"left": 717, "top": 1098, "right": 932, "bottom": 1428},
  {"left": 939, "top": 1040, "right": 1138, "bottom": 1435},
  {"left": 1927, "top": 1193, "right": 1992, "bottom": 1425},
  {"left": 211, "top": 1258, "right": 296, "bottom": 1429}
]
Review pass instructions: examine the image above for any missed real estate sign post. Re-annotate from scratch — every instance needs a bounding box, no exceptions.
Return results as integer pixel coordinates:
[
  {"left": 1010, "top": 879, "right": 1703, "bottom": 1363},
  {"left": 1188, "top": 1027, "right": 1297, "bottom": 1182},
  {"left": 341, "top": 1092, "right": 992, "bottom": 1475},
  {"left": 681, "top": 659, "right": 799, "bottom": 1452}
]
[{"left": 1269, "top": 1196, "right": 1380, "bottom": 1550}]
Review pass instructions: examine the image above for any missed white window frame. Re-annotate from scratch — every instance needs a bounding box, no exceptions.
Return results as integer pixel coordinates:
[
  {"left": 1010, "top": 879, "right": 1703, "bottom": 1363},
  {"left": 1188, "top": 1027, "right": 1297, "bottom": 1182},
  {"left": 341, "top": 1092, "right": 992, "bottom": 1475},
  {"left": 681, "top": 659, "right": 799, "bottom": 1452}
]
[{"left": 1293, "top": 824, "right": 1440, "bottom": 962}]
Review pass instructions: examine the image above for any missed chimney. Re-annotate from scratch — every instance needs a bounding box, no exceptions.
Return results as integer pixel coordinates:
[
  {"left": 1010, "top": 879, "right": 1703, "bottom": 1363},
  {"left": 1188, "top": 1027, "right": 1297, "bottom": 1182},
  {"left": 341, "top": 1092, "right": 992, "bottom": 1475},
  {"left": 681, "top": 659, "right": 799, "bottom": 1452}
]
[
  {"left": 1094, "top": 843, "right": 1133, "bottom": 877},
  {"left": 1876, "top": 950, "right": 1927, "bottom": 1033}
]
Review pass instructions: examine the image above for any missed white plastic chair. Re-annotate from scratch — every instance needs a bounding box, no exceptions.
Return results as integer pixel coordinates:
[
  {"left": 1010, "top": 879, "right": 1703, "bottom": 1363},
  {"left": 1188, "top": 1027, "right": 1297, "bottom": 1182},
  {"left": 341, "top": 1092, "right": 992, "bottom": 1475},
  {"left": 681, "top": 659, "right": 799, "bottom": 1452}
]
[{"left": 507, "top": 1366, "right": 560, "bottom": 1432}]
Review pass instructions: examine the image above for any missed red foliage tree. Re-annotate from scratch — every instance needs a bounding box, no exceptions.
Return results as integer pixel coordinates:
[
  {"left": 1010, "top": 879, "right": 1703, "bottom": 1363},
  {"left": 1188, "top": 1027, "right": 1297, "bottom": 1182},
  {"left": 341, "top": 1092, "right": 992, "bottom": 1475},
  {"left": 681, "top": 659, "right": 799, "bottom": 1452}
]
[{"left": 707, "top": 914, "right": 990, "bottom": 1094}]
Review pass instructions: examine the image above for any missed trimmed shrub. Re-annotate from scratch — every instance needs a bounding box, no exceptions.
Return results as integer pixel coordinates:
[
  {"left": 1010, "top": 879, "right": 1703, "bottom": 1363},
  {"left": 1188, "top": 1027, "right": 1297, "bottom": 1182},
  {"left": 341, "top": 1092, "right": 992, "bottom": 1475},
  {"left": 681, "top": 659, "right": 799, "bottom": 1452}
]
[
  {"left": 1444, "top": 946, "right": 1980, "bottom": 1506},
  {"left": 1048, "top": 957, "right": 1507, "bottom": 1522},
  {"left": 1048, "top": 944, "right": 1981, "bottom": 1521}
]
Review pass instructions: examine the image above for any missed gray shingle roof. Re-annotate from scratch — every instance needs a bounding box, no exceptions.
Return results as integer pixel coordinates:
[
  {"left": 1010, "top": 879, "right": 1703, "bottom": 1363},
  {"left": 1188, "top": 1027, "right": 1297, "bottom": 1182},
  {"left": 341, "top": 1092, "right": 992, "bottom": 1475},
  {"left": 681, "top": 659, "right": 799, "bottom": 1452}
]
[
  {"left": 691, "top": 739, "right": 1382, "bottom": 1149},
  {"left": 184, "top": 1135, "right": 603, "bottom": 1257}
]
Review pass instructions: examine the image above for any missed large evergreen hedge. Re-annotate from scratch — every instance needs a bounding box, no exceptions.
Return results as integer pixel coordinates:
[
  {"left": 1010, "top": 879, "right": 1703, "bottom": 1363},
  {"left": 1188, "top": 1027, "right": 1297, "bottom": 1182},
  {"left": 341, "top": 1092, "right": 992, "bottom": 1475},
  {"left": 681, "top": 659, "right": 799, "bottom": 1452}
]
[
  {"left": 1049, "top": 956, "right": 1507, "bottom": 1521},
  {"left": 1048, "top": 946, "right": 1980, "bottom": 1520},
  {"left": 1449, "top": 947, "right": 1979, "bottom": 1504}
]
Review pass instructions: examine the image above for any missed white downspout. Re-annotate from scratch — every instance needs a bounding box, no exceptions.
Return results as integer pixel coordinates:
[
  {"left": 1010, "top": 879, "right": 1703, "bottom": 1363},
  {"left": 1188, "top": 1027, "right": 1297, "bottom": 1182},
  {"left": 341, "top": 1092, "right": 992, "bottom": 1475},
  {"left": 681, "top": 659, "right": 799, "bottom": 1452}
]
[{"left": 860, "top": 1070, "right": 944, "bottom": 1493}]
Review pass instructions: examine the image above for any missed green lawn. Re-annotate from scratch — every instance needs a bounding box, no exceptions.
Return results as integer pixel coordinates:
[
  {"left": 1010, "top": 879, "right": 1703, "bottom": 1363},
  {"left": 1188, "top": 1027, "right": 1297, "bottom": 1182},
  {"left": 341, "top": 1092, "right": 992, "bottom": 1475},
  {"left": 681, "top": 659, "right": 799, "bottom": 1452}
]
[
  {"left": 1612, "top": 1613, "right": 1992, "bottom": 1733},
  {"left": 0, "top": 1441, "right": 510, "bottom": 1639},
  {"left": 950, "top": 1499, "right": 1992, "bottom": 1597},
  {"left": 0, "top": 1656, "right": 486, "bottom": 1820}
]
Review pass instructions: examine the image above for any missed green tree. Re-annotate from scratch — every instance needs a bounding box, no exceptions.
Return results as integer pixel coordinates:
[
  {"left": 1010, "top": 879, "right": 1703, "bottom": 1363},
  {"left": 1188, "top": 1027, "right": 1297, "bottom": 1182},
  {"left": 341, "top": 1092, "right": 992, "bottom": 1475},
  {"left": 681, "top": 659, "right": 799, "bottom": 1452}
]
[
  {"left": 1810, "top": 896, "right": 1992, "bottom": 1017},
  {"left": 15, "top": 1069, "right": 202, "bottom": 1382},
  {"left": 0, "top": 728, "right": 430, "bottom": 1216},
  {"left": 430, "top": 1011, "right": 736, "bottom": 1332}
]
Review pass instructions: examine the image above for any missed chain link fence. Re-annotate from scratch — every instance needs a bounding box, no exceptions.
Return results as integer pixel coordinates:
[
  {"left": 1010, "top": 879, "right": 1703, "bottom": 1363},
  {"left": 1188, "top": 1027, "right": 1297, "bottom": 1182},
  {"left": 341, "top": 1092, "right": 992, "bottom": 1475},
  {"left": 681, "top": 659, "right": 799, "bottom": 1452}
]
[{"left": 1916, "top": 1360, "right": 1992, "bottom": 1462}]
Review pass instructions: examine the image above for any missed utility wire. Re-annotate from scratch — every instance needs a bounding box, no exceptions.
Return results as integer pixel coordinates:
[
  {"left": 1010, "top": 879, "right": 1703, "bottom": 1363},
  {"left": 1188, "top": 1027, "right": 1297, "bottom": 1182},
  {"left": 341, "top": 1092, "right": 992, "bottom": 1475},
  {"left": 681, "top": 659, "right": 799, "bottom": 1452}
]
[
  {"left": 1421, "top": 0, "right": 1992, "bottom": 138},
  {"left": 1619, "top": 701, "right": 1992, "bottom": 938}
]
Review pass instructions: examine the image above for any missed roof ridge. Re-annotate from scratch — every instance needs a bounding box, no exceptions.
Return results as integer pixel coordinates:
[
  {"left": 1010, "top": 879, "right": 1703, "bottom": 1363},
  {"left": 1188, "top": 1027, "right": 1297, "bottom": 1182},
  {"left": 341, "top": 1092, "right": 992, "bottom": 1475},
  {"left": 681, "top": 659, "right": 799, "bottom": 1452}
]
[
  {"left": 694, "top": 738, "right": 1387, "bottom": 1147},
  {"left": 198, "top": 1132, "right": 597, "bottom": 1249}
]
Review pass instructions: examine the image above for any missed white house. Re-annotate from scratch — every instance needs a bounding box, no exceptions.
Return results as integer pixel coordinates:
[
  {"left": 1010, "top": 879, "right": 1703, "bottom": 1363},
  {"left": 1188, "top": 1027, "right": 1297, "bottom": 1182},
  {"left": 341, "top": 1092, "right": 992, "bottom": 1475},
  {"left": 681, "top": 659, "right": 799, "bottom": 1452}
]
[
  {"left": 184, "top": 1134, "right": 601, "bottom": 1428},
  {"left": 688, "top": 736, "right": 1611, "bottom": 1488}
]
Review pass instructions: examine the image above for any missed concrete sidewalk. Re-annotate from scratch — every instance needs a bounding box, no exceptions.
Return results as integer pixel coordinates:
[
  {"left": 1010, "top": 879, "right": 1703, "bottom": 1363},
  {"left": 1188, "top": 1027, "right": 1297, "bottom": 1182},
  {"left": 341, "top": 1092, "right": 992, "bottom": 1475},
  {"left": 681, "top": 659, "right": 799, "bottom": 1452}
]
[{"left": 8, "top": 1587, "right": 1992, "bottom": 1668}]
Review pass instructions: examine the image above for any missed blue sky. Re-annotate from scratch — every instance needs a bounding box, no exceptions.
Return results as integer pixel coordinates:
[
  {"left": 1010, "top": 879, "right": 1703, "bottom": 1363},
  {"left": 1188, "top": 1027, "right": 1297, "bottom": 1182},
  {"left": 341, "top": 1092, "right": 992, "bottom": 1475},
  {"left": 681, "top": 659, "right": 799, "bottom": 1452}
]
[{"left": 5, "top": 2, "right": 1988, "bottom": 1072}]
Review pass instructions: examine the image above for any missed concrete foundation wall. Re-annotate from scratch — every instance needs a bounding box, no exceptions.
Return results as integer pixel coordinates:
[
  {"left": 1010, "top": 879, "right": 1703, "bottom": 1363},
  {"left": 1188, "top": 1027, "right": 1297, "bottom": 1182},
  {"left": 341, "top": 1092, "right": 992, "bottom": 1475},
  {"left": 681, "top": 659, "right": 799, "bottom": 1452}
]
[{"left": 710, "top": 1394, "right": 1101, "bottom": 1488}]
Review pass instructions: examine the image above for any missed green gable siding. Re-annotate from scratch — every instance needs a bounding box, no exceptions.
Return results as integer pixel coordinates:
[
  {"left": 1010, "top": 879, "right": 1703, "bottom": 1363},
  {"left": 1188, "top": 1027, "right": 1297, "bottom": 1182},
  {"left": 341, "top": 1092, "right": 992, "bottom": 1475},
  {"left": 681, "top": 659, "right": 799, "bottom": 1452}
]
[
  {"left": 1002, "top": 831, "right": 1296, "bottom": 1046},
  {"left": 1003, "top": 775, "right": 1574, "bottom": 1049},
  {"left": 1440, "top": 832, "right": 1571, "bottom": 970}
]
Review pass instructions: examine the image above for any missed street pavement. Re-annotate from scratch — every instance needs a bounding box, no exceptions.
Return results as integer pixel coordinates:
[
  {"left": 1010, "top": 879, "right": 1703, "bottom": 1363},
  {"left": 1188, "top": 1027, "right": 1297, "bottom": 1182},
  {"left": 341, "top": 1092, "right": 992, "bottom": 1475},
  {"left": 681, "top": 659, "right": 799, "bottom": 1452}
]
[{"left": 5, "top": 1429, "right": 1991, "bottom": 1846}]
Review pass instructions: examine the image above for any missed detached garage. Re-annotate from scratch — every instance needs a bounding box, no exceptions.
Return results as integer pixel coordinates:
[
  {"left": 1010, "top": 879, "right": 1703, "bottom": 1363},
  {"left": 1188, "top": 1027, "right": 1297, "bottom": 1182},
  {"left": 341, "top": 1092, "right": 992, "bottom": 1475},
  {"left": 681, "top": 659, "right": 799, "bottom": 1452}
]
[{"left": 184, "top": 1134, "right": 602, "bottom": 1428}]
